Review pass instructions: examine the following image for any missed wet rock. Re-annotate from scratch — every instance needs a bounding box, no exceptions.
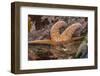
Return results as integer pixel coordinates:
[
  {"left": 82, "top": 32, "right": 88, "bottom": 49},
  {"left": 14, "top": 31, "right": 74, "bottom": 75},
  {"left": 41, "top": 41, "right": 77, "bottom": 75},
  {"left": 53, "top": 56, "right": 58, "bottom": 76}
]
[
  {"left": 28, "top": 15, "right": 88, "bottom": 60},
  {"left": 75, "top": 41, "right": 88, "bottom": 58}
]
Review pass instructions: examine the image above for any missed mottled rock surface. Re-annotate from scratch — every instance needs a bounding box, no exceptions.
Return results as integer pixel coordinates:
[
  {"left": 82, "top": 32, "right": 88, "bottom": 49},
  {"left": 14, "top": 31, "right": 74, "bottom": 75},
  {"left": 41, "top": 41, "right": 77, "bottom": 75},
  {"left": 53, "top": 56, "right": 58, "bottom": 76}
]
[{"left": 28, "top": 15, "right": 88, "bottom": 60}]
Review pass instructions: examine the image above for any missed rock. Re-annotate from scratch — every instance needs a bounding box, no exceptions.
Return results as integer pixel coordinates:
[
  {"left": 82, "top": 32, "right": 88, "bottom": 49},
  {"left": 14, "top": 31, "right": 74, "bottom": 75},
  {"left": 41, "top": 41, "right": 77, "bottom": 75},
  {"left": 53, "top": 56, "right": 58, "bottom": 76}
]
[
  {"left": 75, "top": 41, "right": 88, "bottom": 58},
  {"left": 28, "top": 15, "right": 88, "bottom": 60}
]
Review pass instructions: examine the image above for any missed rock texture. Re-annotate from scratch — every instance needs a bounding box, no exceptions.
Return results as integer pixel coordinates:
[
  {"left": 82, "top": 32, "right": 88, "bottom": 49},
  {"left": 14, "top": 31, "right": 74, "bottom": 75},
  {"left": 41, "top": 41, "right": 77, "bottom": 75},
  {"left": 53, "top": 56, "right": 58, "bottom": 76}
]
[{"left": 28, "top": 15, "right": 88, "bottom": 60}]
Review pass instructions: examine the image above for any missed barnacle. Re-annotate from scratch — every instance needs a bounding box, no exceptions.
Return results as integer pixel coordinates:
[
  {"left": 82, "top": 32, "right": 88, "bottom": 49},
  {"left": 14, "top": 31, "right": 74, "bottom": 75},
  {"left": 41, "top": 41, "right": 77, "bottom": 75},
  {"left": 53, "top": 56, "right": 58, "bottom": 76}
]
[{"left": 28, "top": 21, "right": 82, "bottom": 46}]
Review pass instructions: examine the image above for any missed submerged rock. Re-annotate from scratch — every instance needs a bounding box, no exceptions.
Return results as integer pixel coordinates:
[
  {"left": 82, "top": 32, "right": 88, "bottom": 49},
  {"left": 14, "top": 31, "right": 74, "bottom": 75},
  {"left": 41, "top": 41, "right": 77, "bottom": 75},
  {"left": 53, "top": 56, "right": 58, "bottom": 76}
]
[{"left": 75, "top": 40, "right": 88, "bottom": 58}]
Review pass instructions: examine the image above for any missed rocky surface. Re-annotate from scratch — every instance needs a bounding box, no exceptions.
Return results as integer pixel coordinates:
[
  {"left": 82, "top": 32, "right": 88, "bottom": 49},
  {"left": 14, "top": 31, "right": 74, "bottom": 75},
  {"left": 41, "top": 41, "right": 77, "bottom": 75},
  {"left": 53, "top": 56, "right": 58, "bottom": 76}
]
[{"left": 28, "top": 15, "right": 88, "bottom": 60}]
